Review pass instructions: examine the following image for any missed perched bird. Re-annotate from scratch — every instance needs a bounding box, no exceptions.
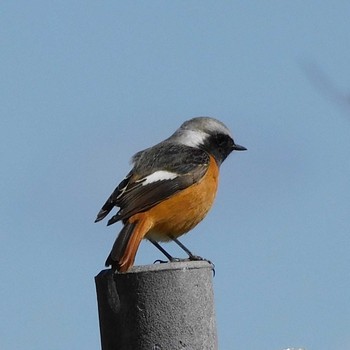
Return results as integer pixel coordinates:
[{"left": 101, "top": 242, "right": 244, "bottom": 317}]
[{"left": 95, "top": 117, "right": 246, "bottom": 272}]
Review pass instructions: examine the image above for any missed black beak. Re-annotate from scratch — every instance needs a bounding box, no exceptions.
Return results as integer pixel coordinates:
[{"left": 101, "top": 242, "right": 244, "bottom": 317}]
[{"left": 232, "top": 143, "right": 247, "bottom": 151}]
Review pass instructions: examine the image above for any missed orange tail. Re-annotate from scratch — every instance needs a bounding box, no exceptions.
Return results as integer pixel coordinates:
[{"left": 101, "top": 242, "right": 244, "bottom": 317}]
[{"left": 105, "top": 214, "right": 153, "bottom": 272}]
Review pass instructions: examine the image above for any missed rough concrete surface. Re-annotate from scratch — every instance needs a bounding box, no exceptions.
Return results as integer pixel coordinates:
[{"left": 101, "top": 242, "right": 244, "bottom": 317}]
[{"left": 95, "top": 261, "right": 217, "bottom": 350}]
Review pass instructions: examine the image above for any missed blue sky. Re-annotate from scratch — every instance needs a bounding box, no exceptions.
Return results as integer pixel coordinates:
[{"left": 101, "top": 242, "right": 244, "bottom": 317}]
[{"left": 2, "top": 2, "right": 350, "bottom": 349}]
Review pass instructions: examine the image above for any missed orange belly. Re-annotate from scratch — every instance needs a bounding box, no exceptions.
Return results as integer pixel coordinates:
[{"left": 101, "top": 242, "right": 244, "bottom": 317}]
[{"left": 134, "top": 155, "right": 219, "bottom": 241}]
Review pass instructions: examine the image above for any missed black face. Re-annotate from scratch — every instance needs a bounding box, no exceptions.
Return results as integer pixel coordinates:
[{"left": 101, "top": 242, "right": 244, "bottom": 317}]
[{"left": 203, "top": 133, "right": 235, "bottom": 165}]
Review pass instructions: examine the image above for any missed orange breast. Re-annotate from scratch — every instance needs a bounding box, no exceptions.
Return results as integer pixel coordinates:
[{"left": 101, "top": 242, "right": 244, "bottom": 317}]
[{"left": 141, "top": 156, "right": 219, "bottom": 241}]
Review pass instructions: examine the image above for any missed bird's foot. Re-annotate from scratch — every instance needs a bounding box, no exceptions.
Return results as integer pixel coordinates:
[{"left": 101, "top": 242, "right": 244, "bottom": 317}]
[
  {"left": 153, "top": 257, "right": 182, "bottom": 265},
  {"left": 188, "top": 255, "right": 216, "bottom": 276},
  {"left": 154, "top": 256, "right": 215, "bottom": 275}
]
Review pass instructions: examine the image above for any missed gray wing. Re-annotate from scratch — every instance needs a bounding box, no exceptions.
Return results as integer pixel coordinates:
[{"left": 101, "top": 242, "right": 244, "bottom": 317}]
[{"left": 95, "top": 145, "right": 210, "bottom": 225}]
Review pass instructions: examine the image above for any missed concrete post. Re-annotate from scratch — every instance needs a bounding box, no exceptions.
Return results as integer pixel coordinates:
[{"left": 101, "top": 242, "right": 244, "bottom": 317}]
[{"left": 95, "top": 260, "right": 217, "bottom": 350}]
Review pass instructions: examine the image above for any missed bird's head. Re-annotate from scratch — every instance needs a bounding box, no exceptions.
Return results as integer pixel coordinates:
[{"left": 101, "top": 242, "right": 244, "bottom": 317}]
[{"left": 170, "top": 116, "right": 246, "bottom": 165}]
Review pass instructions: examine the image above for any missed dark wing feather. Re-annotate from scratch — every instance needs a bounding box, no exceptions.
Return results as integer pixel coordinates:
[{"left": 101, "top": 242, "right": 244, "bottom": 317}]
[
  {"left": 94, "top": 171, "right": 133, "bottom": 223},
  {"left": 95, "top": 145, "right": 210, "bottom": 225}
]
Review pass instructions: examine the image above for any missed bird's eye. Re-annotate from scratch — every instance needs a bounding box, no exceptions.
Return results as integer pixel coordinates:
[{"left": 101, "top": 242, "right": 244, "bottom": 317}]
[{"left": 216, "top": 134, "right": 230, "bottom": 148}]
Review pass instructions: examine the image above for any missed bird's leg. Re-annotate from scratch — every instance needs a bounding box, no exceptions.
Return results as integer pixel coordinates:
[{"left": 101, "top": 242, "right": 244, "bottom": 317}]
[
  {"left": 168, "top": 235, "right": 203, "bottom": 260},
  {"left": 169, "top": 235, "right": 215, "bottom": 274},
  {"left": 149, "top": 239, "right": 181, "bottom": 263}
]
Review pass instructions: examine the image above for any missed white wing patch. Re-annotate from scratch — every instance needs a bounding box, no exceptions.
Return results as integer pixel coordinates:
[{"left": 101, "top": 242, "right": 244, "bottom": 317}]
[{"left": 139, "top": 170, "right": 178, "bottom": 185}]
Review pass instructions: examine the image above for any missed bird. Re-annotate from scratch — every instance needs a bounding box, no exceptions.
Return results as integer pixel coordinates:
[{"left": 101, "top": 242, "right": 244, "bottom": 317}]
[{"left": 95, "top": 116, "right": 246, "bottom": 272}]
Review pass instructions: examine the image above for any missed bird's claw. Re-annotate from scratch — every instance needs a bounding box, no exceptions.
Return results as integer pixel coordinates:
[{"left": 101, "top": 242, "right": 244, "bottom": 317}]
[
  {"left": 188, "top": 255, "right": 215, "bottom": 276},
  {"left": 154, "top": 256, "right": 215, "bottom": 276},
  {"left": 153, "top": 257, "right": 182, "bottom": 265},
  {"left": 153, "top": 259, "right": 168, "bottom": 264}
]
